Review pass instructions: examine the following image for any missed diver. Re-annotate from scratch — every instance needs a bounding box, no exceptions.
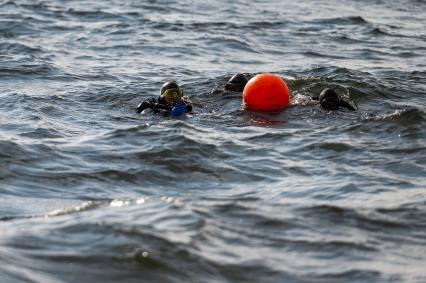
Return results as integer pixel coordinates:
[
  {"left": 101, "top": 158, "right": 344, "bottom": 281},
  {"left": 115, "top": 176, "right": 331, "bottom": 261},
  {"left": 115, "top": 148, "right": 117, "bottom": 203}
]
[
  {"left": 224, "top": 73, "right": 356, "bottom": 111},
  {"left": 225, "top": 73, "right": 249, "bottom": 92},
  {"left": 136, "top": 81, "right": 192, "bottom": 116},
  {"left": 312, "top": 88, "right": 356, "bottom": 111}
]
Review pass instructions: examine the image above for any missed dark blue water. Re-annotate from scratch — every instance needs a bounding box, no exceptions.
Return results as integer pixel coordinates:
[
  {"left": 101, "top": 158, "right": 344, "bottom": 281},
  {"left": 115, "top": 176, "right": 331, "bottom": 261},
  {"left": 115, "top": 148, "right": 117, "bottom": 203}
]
[{"left": 1, "top": 0, "right": 425, "bottom": 282}]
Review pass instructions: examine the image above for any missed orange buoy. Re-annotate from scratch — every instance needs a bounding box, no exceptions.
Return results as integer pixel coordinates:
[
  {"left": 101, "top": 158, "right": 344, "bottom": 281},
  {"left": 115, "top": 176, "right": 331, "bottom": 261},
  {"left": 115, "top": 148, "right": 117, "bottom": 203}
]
[{"left": 243, "top": 73, "right": 290, "bottom": 111}]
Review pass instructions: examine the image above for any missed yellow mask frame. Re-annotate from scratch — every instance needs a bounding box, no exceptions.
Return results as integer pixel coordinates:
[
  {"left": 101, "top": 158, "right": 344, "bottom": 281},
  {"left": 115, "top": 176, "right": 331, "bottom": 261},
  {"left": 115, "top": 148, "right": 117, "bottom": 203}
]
[{"left": 162, "top": 88, "right": 183, "bottom": 101}]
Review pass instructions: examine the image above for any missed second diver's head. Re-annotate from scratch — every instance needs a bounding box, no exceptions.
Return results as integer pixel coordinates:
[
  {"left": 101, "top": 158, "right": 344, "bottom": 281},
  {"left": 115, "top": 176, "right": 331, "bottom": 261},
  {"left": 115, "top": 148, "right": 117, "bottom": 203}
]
[
  {"left": 225, "top": 73, "right": 248, "bottom": 92},
  {"left": 319, "top": 88, "right": 341, "bottom": 110},
  {"left": 160, "top": 81, "right": 183, "bottom": 104}
]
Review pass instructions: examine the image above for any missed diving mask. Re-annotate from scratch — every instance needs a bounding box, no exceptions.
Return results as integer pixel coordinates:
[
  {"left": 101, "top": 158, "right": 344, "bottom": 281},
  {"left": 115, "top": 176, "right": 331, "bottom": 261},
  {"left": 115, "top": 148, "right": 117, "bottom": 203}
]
[{"left": 162, "top": 88, "right": 183, "bottom": 102}]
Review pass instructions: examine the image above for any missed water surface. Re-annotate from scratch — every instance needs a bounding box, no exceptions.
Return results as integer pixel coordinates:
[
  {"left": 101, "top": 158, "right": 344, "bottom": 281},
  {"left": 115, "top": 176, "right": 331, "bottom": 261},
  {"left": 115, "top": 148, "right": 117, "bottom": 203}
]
[{"left": 0, "top": 0, "right": 425, "bottom": 282}]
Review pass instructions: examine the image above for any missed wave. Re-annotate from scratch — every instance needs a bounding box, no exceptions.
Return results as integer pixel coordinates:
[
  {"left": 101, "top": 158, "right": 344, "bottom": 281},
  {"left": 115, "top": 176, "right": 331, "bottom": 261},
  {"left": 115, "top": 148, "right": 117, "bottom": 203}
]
[
  {"left": 366, "top": 26, "right": 426, "bottom": 39},
  {"left": 190, "top": 20, "right": 288, "bottom": 30},
  {"left": 310, "top": 16, "right": 369, "bottom": 26},
  {"left": 0, "top": 19, "right": 39, "bottom": 37},
  {"left": 363, "top": 108, "right": 425, "bottom": 124},
  {"left": 297, "top": 204, "right": 413, "bottom": 231},
  {"left": 65, "top": 8, "right": 126, "bottom": 21},
  {"left": 0, "top": 200, "right": 106, "bottom": 221},
  {"left": 305, "top": 142, "right": 353, "bottom": 152},
  {"left": 303, "top": 51, "right": 349, "bottom": 59},
  {"left": 0, "top": 42, "right": 46, "bottom": 55},
  {"left": 0, "top": 54, "right": 61, "bottom": 77},
  {"left": 0, "top": 140, "right": 34, "bottom": 162},
  {"left": 294, "top": 66, "right": 423, "bottom": 103}
]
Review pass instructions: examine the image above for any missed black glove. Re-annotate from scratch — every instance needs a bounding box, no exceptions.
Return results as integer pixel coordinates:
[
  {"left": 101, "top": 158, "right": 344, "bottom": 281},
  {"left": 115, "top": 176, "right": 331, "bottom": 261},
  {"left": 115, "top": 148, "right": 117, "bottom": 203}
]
[{"left": 136, "top": 98, "right": 156, "bottom": 113}]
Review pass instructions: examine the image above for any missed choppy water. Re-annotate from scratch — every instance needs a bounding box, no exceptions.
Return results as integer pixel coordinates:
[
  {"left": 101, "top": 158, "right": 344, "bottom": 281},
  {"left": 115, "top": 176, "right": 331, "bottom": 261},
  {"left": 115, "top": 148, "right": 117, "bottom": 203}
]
[{"left": 1, "top": 0, "right": 425, "bottom": 282}]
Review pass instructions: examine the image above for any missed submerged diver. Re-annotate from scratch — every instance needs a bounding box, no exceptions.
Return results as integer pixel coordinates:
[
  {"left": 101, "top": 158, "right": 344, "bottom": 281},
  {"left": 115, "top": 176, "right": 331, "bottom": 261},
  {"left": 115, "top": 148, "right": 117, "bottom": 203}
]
[
  {"left": 137, "top": 81, "right": 192, "bottom": 116},
  {"left": 224, "top": 73, "right": 356, "bottom": 111},
  {"left": 312, "top": 88, "right": 356, "bottom": 111},
  {"left": 225, "top": 73, "right": 249, "bottom": 92}
]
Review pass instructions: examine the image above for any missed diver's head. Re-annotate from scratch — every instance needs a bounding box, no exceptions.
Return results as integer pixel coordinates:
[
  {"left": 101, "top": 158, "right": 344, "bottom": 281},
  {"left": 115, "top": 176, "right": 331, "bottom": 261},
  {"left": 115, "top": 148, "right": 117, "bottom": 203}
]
[
  {"left": 225, "top": 73, "right": 248, "bottom": 92},
  {"left": 160, "top": 81, "right": 183, "bottom": 103},
  {"left": 319, "top": 88, "right": 340, "bottom": 110},
  {"left": 161, "top": 81, "right": 181, "bottom": 95}
]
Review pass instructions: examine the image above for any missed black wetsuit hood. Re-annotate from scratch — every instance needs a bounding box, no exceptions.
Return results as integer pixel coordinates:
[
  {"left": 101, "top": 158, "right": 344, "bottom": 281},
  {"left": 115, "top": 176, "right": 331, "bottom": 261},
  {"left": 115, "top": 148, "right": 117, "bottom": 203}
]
[
  {"left": 318, "top": 88, "right": 356, "bottom": 111},
  {"left": 225, "top": 73, "right": 248, "bottom": 92}
]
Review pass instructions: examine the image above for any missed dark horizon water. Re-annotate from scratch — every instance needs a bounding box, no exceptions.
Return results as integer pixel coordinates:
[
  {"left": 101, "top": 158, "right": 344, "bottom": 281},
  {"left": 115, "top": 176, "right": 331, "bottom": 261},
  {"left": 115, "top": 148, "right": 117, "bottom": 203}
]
[{"left": 1, "top": 0, "right": 425, "bottom": 282}]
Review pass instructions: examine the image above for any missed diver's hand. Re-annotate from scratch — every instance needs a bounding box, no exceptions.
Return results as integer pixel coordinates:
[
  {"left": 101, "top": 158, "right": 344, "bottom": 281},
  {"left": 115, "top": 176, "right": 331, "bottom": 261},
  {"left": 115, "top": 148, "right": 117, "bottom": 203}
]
[
  {"left": 137, "top": 101, "right": 152, "bottom": 113},
  {"left": 137, "top": 98, "right": 157, "bottom": 113},
  {"left": 339, "top": 99, "right": 357, "bottom": 111}
]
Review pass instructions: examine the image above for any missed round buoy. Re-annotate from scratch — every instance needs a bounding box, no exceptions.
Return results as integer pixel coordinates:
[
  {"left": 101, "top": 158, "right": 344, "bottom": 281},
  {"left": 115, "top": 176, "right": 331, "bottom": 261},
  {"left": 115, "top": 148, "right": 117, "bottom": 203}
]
[{"left": 243, "top": 73, "right": 290, "bottom": 111}]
